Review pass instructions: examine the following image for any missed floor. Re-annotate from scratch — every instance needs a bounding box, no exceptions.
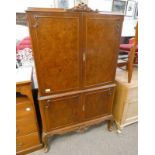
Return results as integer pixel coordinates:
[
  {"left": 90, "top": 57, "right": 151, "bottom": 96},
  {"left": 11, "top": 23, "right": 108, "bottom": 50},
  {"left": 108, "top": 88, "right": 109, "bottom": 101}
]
[{"left": 28, "top": 122, "right": 138, "bottom": 155}]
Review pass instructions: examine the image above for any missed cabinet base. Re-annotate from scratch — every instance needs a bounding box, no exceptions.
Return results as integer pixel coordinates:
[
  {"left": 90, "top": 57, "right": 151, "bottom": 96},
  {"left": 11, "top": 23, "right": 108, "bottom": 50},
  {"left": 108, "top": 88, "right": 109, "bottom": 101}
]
[
  {"left": 16, "top": 143, "right": 43, "bottom": 155},
  {"left": 42, "top": 115, "right": 113, "bottom": 152},
  {"left": 115, "top": 116, "right": 138, "bottom": 133}
]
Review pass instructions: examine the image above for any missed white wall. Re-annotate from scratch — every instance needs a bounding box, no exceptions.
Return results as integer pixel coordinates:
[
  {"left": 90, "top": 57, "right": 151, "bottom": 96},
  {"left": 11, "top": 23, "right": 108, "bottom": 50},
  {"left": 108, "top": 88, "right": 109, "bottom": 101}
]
[
  {"left": 88, "top": 0, "right": 113, "bottom": 12},
  {"left": 122, "top": 17, "right": 137, "bottom": 37},
  {"left": 16, "top": 0, "right": 55, "bottom": 12},
  {"left": 16, "top": 0, "right": 138, "bottom": 37}
]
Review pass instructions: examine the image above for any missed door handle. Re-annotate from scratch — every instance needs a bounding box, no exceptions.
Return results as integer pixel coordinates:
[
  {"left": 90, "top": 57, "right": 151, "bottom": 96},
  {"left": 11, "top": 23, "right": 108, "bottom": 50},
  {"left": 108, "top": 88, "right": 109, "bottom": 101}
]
[
  {"left": 83, "top": 52, "right": 86, "bottom": 61},
  {"left": 82, "top": 104, "right": 85, "bottom": 111}
]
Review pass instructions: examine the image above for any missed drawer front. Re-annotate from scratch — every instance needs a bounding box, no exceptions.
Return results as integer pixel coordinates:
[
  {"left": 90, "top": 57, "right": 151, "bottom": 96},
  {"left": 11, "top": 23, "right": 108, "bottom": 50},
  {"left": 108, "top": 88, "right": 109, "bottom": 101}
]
[
  {"left": 16, "top": 132, "right": 40, "bottom": 152},
  {"left": 16, "top": 118, "right": 37, "bottom": 137},
  {"left": 126, "top": 101, "right": 138, "bottom": 119},
  {"left": 126, "top": 87, "right": 138, "bottom": 103},
  {"left": 84, "top": 87, "right": 114, "bottom": 120},
  {"left": 40, "top": 95, "right": 82, "bottom": 131},
  {"left": 16, "top": 101, "right": 34, "bottom": 120}
]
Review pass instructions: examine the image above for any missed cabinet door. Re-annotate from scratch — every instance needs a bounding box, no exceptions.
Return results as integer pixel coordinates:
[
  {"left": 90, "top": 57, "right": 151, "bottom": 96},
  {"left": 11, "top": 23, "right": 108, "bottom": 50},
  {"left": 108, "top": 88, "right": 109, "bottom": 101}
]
[
  {"left": 84, "top": 87, "right": 114, "bottom": 121},
  {"left": 83, "top": 13, "right": 123, "bottom": 88},
  {"left": 41, "top": 95, "right": 82, "bottom": 131},
  {"left": 16, "top": 132, "right": 40, "bottom": 152},
  {"left": 27, "top": 12, "right": 82, "bottom": 96}
]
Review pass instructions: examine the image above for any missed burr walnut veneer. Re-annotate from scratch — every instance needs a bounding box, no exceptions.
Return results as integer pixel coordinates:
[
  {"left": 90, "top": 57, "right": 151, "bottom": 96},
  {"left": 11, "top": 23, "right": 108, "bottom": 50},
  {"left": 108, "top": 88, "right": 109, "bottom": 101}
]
[
  {"left": 16, "top": 67, "right": 42, "bottom": 154},
  {"left": 26, "top": 7, "right": 124, "bottom": 152}
]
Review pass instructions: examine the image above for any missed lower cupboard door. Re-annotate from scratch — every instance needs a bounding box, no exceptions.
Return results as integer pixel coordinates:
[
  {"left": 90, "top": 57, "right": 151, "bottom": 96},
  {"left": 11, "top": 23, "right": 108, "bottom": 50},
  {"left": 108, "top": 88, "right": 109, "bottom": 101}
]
[
  {"left": 84, "top": 88, "right": 114, "bottom": 120},
  {"left": 42, "top": 95, "right": 81, "bottom": 131},
  {"left": 16, "top": 132, "right": 40, "bottom": 152}
]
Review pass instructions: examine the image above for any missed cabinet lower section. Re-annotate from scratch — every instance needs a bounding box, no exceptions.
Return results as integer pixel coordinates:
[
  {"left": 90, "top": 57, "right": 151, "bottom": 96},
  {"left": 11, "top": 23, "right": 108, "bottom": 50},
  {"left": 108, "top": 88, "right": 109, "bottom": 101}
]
[
  {"left": 38, "top": 85, "right": 115, "bottom": 152},
  {"left": 16, "top": 132, "right": 42, "bottom": 155}
]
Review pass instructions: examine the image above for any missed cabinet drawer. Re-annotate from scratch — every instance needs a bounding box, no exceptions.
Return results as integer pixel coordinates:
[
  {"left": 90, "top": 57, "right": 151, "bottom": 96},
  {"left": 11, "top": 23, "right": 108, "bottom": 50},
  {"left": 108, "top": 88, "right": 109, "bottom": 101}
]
[
  {"left": 126, "top": 87, "right": 138, "bottom": 103},
  {"left": 84, "top": 87, "right": 114, "bottom": 120},
  {"left": 126, "top": 101, "right": 138, "bottom": 119},
  {"left": 16, "top": 99, "right": 34, "bottom": 120},
  {"left": 16, "top": 118, "right": 37, "bottom": 137},
  {"left": 16, "top": 132, "right": 40, "bottom": 152}
]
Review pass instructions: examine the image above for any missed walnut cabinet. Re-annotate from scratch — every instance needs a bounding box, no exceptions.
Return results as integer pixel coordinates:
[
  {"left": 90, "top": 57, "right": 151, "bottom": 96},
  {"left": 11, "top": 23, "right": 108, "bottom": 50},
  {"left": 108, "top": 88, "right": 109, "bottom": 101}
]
[{"left": 26, "top": 7, "right": 124, "bottom": 152}]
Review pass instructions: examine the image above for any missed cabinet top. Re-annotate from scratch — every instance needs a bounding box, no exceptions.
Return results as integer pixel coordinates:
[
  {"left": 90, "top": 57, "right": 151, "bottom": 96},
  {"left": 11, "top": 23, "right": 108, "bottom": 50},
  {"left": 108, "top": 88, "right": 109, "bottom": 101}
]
[
  {"left": 26, "top": 7, "right": 124, "bottom": 16},
  {"left": 16, "top": 67, "right": 32, "bottom": 85}
]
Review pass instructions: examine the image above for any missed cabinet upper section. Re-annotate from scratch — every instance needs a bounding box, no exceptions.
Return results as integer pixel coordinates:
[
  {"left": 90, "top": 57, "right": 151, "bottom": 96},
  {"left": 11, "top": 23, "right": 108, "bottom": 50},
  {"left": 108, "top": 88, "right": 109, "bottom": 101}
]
[{"left": 26, "top": 8, "right": 124, "bottom": 97}]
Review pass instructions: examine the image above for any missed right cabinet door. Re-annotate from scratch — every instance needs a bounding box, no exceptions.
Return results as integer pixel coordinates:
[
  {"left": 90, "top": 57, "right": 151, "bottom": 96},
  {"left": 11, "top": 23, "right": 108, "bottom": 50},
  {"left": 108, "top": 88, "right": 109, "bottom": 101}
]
[
  {"left": 83, "top": 87, "right": 114, "bottom": 121},
  {"left": 83, "top": 13, "right": 123, "bottom": 88}
]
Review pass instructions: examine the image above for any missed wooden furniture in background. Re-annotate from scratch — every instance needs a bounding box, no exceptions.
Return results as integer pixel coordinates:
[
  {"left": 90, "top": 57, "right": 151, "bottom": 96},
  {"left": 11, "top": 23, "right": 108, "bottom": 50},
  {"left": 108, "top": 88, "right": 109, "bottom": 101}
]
[
  {"left": 113, "top": 67, "right": 138, "bottom": 133},
  {"left": 118, "top": 22, "right": 138, "bottom": 83},
  {"left": 16, "top": 67, "right": 42, "bottom": 155},
  {"left": 26, "top": 6, "right": 124, "bottom": 152},
  {"left": 128, "top": 22, "right": 138, "bottom": 83}
]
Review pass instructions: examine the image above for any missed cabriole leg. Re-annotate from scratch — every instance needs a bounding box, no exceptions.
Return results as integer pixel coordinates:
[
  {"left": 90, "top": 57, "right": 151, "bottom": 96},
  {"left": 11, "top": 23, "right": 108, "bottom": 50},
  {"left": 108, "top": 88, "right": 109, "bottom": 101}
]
[
  {"left": 107, "top": 119, "right": 114, "bottom": 131},
  {"left": 42, "top": 133, "right": 49, "bottom": 153}
]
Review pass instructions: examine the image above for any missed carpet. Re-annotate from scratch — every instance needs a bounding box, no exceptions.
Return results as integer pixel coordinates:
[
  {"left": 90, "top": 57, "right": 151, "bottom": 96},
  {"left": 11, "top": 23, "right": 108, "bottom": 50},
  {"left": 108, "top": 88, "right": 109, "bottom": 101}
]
[{"left": 28, "top": 122, "right": 138, "bottom": 155}]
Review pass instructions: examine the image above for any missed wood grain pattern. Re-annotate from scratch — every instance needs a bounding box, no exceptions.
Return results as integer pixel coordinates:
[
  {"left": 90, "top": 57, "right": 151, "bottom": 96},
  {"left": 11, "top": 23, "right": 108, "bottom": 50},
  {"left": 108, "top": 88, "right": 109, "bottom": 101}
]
[
  {"left": 83, "top": 14, "right": 123, "bottom": 87},
  {"left": 113, "top": 67, "right": 138, "bottom": 131},
  {"left": 26, "top": 8, "right": 124, "bottom": 152},
  {"left": 16, "top": 97, "right": 34, "bottom": 119},
  {"left": 41, "top": 95, "right": 82, "bottom": 131},
  {"left": 16, "top": 97, "right": 38, "bottom": 137},
  {"left": 38, "top": 86, "right": 115, "bottom": 133},
  {"left": 84, "top": 88, "right": 114, "bottom": 120},
  {"left": 16, "top": 71, "right": 42, "bottom": 154},
  {"left": 16, "top": 132, "right": 40, "bottom": 152},
  {"left": 16, "top": 118, "right": 37, "bottom": 137},
  {"left": 27, "top": 12, "right": 82, "bottom": 96}
]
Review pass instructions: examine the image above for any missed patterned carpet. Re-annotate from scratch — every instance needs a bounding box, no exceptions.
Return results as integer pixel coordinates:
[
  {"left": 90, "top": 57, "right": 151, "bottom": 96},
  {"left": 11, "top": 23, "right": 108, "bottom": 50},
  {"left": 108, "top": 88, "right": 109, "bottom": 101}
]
[{"left": 28, "top": 122, "right": 138, "bottom": 155}]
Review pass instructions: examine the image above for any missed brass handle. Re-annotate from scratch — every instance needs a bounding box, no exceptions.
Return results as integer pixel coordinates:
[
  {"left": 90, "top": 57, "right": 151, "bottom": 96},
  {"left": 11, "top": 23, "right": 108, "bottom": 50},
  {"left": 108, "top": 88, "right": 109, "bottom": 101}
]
[
  {"left": 17, "top": 142, "right": 23, "bottom": 147},
  {"left": 83, "top": 52, "right": 86, "bottom": 61},
  {"left": 82, "top": 104, "right": 85, "bottom": 111}
]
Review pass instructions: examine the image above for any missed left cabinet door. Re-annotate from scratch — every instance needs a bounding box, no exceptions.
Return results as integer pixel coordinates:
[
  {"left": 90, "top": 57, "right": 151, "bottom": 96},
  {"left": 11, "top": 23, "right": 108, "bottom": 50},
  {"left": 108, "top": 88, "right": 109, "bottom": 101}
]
[
  {"left": 39, "top": 95, "right": 82, "bottom": 131},
  {"left": 27, "top": 12, "right": 82, "bottom": 96}
]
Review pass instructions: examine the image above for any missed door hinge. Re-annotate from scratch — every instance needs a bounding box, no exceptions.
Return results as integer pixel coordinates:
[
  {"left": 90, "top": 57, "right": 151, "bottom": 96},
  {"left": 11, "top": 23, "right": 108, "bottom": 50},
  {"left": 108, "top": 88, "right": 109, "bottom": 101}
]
[
  {"left": 44, "top": 100, "right": 51, "bottom": 109},
  {"left": 108, "top": 88, "right": 112, "bottom": 96}
]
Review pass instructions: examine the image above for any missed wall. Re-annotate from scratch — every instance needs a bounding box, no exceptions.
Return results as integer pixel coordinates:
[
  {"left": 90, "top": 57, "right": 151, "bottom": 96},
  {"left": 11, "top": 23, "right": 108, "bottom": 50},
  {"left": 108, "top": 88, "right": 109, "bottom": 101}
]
[{"left": 16, "top": 0, "right": 138, "bottom": 37}]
